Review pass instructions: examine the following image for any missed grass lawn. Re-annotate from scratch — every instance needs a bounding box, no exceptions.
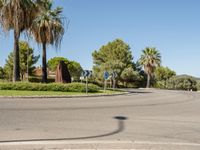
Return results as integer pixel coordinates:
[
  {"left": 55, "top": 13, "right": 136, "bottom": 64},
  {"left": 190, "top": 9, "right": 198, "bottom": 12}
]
[{"left": 0, "top": 89, "right": 124, "bottom": 97}]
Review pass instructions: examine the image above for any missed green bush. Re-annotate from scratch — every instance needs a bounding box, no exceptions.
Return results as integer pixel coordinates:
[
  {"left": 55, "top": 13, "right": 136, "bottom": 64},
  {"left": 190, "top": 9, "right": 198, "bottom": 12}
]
[
  {"left": 197, "top": 81, "right": 200, "bottom": 91},
  {"left": 166, "top": 76, "right": 197, "bottom": 91},
  {"left": 0, "top": 79, "right": 5, "bottom": 82},
  {"left": 28, "top": 76, "right": 55, "bottom": 83},
  {"left": 0, "top": 82, "right": 100, "bottom": 93},
  {"left": 155, "top": 80, "right": 166, "bottom": 89}
]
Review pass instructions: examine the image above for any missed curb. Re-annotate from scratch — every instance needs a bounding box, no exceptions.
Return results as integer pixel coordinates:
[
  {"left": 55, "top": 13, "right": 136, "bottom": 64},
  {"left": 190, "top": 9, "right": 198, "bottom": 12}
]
[
  {"left": 0, "top": 141, "right": 133, "bottom": 150},
  {"left": 1, "top": 140, "right": 200, "bottom": 150}
]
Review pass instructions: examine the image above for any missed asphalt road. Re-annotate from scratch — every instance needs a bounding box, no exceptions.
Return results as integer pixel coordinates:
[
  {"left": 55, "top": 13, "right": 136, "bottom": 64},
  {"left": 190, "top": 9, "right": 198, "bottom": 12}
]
[{"left": 0, "top": 89, "right": 200, "bottom": 149}]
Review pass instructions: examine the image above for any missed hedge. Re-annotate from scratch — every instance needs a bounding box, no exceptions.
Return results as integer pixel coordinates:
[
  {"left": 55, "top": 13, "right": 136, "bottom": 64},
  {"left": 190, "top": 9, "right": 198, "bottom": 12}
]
[
  {"left": 0, "top": 82, "right": 100, "bottom": 93},
  {"left": 28, "top": 76, "right": 55, "bottom": 83},
  {"left": 155, "top": 76, "right": 198, "bottom": 91}
]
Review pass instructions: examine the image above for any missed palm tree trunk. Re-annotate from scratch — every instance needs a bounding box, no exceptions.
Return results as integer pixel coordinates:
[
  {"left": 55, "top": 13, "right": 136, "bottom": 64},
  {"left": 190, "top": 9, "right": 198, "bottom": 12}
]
[
  {"left": 42, "top": 43, "right": 47, "bottom": 83},
  {"left": 146, "top": 73, "right": 151, "bottom": 88},
  {"left": 13, "top": 30, "right": 20, "bottom": 82}
]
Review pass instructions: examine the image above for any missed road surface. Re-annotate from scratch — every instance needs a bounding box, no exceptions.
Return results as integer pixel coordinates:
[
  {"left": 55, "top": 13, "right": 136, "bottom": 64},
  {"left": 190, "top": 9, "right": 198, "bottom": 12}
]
[{"left": 0, "top": 89, "right": 200, "bottom": 149}]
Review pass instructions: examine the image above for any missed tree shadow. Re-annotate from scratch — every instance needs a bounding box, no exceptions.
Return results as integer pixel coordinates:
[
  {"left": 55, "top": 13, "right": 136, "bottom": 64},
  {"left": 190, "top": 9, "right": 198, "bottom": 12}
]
[{"left": 0, "top": 116, "right": 128, "bottom": 143}]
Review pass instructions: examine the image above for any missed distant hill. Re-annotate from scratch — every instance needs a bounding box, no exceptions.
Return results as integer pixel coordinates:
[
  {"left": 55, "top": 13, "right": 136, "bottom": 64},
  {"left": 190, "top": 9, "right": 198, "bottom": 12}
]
[{"left": 176, "top": 74, "right": 200, "bottom": 81}]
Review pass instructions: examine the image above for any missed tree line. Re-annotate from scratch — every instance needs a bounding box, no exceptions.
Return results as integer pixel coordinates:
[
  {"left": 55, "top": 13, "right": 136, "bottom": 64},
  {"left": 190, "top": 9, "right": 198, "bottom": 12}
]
[
  {"left": 0, "top": 1, "right": 199, "bottom": 90},
  {"left": 0, "top": 41, "right": 83, "bottom": 82},
  {"left": 0, "top": 0, "right": 64, "bottom": 83},
  {"left": 92, "top": 39, "right": 170, "bottom": 88},
  {"left": 0, "top": 37, "right": 199, "bottom": 90}
]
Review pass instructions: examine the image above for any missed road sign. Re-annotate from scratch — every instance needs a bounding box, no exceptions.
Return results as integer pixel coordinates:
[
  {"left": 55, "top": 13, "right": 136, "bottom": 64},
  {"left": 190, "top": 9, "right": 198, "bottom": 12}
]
[
  {"left": 112, "top": 72, "right": 117, "bottom": 78},
  {"left": 82, "top": 70, "right": 92, "bottom": 77},
  {"left": 81, "top": 70, "right": 92, "bottom": 94},
  {"left": 103, "top": 71, "right": 109, "bottom": 93},
  {"left": 104, "top": 71, "right": 109, "bottom": 80}
]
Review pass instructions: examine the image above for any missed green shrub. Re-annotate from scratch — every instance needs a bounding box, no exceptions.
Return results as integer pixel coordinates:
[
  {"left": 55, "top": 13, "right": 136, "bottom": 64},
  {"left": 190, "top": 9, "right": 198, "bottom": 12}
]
[
  {"left": 197, "top": 81, "right": 200, "bottom": 91},
  {"left": 28, "top": 76, "right": 55, "bottom": 83},
  {"left": 166, "top": 76, "right": 197, "bottom": 91},
  {"left": 0, "top": 82, "right": 100, "bottom": 93},
  {"left": 155, "top": 80, "right": 166, "bottom": 89}
]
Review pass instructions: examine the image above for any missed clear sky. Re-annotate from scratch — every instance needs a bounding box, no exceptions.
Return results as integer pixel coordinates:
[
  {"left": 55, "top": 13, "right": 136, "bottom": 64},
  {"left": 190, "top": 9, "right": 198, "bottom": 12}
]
[{"left": 0, "top": 0, "right": 200, "bottom": 77}]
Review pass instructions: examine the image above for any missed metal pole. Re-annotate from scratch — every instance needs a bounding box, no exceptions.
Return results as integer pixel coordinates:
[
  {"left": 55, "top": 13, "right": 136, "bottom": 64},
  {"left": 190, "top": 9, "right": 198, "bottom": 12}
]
[
  {"left": 86, "top": 76, "right": 88, "bottom": 94},
  {"left": 104, "top": 79, "right": 107, "bottom": 93},
  {"left": 113, "top": 78, "right": 115, "bottom": 91},
  {"left": 110, "top": 77, "right": 112, "bottom": 88}
]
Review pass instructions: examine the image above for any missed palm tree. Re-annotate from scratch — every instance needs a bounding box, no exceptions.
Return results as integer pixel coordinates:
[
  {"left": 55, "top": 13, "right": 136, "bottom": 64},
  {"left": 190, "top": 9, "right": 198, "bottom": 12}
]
[
  {"left": 0, "top": 0, "right": 38, "bottom": 82},
  {"left": 29, "top": 2, "right": 64, "bottom": 83},
  {"left": 139, "top": 47, "right": 161, "bottom": 88}
]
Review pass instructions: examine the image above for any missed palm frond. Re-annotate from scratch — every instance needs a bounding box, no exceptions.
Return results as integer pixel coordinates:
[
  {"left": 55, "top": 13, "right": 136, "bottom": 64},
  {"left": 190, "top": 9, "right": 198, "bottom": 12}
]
[
  {"left": 139, "top": 47, "right": 161, "bottom": 75},
  {"left": 30, "top": 5, "right": 65, "bottom": 49}
]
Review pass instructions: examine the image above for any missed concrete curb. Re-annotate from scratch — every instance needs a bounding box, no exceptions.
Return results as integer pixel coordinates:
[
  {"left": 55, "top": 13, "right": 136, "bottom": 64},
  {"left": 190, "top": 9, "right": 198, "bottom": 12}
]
[
  {"left": 1, "top": 140, "right": 200, "bottom": 150},
  {"left": 0, "top": 141, "right": 133, "bottom": 150}
]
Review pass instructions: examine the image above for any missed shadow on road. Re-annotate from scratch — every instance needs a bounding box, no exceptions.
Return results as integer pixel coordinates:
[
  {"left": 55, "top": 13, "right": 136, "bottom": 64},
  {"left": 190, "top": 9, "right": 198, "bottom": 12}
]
[
  {"left": 0, "top": 116, "right": 128, "bottom": 143},
  {"left": 129, "top": 91, "right": 152, "bottom": 94}
]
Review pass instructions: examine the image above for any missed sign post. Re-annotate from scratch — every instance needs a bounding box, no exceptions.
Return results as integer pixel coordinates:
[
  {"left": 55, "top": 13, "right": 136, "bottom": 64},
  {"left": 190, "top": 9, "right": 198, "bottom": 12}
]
[
  {"left": 104, "top": 71, "right": 109, "bottom": 93},
  {"left": 112, "top": 72, "right": 117, "bottom": 91},
  {"left": 86, "top": 76, "right": 88, "bottom": 94},
  {"left": 82, "top": 70, "right": 92, "bottom": 94},
  {"left": 109, "top": 75, "right": 112, "bottom": 88}
]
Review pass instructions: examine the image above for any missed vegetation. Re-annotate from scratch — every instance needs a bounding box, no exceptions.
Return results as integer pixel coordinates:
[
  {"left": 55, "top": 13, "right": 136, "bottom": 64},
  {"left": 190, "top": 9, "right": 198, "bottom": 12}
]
[
  {"left": 0, "top": 89, "right": 124, "bottom": 96},
  {"left": 139, "top": 47, "right": 161, "bottom": 88},
  {"left": 29, "top": 1, "right": 65, "bottom": 83},
  {"left": 197, "top": 81, "right": 200, "bottom": 91},
  {"left": 0, "top": 0, "right": 39, "bottom": 82},
  {"left": 0, "top": 82, "right": 100, "bottom": 93},
  {"left": 121, "top": 67, "right": 143, "bottom": 87},
  {"left": 0, "top": 0, "right": 199, "bottom": 93},
  {"left": 155, "top": 66, "right": 176, "bottom": 81},
  {"left": 166, "top": 76, "right": 197, "bottom": 91},
  {"left": 92, "top": 39, "right": 135, "bottom": 86},
  {"left": 28, "top": 76, "right": 55, "bottom": 83},
  {"left": 47, "top": 57, "right": 83, "bottom": 81},
  {"left": 0, "top": 67, "right": 4, "bottom": 79},
  {"left": 155, "top": 66, "right": 176, "bottom": 88},
  {"left": 4, "top": 41, "right": 40, "bottom": 81},
  {"left": 0, "top": 90, "right": 87, "bottom": 96}
]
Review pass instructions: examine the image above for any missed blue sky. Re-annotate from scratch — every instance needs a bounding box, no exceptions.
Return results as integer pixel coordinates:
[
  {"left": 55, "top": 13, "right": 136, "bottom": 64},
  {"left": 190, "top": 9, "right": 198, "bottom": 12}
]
[{"left": 0, "top": 0, "right": 200, "bottom": 76}]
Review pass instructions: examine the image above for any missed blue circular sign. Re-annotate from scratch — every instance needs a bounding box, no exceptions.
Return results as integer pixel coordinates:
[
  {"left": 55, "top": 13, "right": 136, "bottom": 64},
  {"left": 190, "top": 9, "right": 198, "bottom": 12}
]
[{"left": 104, "top": 71, "right": 109, "bottom": 80}]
